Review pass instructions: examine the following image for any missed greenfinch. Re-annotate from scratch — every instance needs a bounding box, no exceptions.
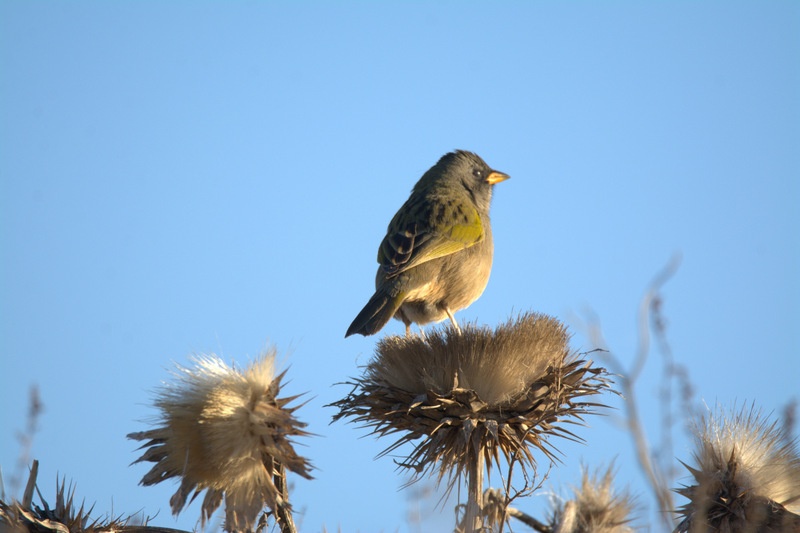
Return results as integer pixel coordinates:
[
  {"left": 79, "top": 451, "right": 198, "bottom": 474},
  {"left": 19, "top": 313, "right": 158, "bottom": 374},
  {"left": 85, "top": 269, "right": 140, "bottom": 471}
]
[{"left": 346, "top": 150, "right": 509, "bottom": 337}]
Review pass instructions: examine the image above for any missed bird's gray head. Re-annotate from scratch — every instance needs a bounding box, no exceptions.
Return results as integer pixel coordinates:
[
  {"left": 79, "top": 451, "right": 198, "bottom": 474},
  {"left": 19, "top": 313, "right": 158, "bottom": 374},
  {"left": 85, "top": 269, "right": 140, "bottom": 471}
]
[{"left": 427, "top": 150, "right": 510, "bottom": 212}]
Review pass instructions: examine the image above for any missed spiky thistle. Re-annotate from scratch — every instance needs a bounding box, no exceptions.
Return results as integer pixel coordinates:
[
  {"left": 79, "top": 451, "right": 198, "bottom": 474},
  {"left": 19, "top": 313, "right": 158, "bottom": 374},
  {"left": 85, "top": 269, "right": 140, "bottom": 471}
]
[
  {"left": 0, "top": 460, "right": 133, "bottom": 533},
  {"left": 674, "top": 404, "right": 800, "bottom": 533},
  {"left": 548, "top": 466, "right": 636, "bottom": 533},
  {"left": 128, "top": 349, "right": 312, "bottom": 533},
  {"left": 332, "top": 312, "right": 611, "bottom": 530}
]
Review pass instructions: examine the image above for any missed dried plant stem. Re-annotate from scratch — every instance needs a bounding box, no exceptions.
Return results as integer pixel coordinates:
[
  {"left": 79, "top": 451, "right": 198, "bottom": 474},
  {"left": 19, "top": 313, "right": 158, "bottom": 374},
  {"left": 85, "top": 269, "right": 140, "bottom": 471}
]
[
  {"left": 273, "top": 462, "right": 298, "bottom": 533},
  {"left": 587, "top": 254, "right": 681, "bottom": 531},
  {"left": 507, "top": 506, "right": 552, "bottom": 532},
  {"left": 9, "top": 387, "right": 43, "bottom": 499},
  {"left": 627, "top": 258, "right": 678, "bottom": 528},
  {"left": 48, "top": 522, "right": 194, "bottom": 533},
  {"left": 621, "top": 373, "right": 673, "bottom": 526},
  {"left": 22, "top": 459, "right": 38, "bottom": 508},
  {"left": 464, "top": 452, "right": 485, "bottom": 532}
]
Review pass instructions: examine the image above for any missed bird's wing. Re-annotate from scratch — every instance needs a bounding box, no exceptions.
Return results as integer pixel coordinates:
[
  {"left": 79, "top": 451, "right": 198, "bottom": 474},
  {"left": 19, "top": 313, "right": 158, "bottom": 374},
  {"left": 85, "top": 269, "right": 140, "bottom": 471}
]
[{"left": 377, "top": 201, "right": 485, "bottom": 275}]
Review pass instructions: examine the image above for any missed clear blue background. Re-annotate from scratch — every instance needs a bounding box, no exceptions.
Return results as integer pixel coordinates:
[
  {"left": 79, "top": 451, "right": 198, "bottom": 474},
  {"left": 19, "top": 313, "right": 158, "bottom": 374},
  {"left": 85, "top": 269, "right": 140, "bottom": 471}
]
[{"left": 1, "top": 2, "right": 798, "bottom": 532}]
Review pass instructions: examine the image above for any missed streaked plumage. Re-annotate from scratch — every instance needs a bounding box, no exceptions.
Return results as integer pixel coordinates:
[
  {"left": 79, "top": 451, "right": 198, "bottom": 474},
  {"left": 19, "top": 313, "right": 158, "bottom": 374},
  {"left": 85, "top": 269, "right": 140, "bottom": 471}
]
[{"left": 346, "top": 150, "right": 508, "bottom": 337}]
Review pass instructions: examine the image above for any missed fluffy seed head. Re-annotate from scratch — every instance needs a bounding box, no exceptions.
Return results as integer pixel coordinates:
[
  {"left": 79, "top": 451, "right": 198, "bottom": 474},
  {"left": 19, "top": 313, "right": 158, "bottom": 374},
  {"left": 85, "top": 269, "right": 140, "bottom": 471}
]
[
  {"left": 128, "top": 349, "right": 312, "bottom": 532},
  {"left": 675, "top": 404, "right": 800, "bottom": 532},
  {"left": 549, "top": 466, "right": 636, "bottom": 533}
]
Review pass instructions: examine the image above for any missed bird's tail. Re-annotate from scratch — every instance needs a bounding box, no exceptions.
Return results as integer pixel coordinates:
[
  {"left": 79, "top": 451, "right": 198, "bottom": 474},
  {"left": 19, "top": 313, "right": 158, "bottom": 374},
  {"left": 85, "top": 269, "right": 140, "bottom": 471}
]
[{"left": 345, "top": 289, "right": 404, "bottom": 337}]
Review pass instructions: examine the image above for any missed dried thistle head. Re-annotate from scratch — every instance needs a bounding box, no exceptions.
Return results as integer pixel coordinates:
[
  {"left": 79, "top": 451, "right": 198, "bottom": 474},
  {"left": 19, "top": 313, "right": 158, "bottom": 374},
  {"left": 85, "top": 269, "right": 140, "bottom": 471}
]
[
  {"left": 128, "top": 349, "right": 312, "bottom": 532},
  {"left": 675, "top": 404, "right": 800, "bottom": 533},
  {"left": 332, "top": 312, "right": 611, "bottom": 491},
  {"left": 549, "top": 466, "right": 636, "bottom": 533},
  {"left": 0, "top": 462, "right": 132, "bottom": 533}
]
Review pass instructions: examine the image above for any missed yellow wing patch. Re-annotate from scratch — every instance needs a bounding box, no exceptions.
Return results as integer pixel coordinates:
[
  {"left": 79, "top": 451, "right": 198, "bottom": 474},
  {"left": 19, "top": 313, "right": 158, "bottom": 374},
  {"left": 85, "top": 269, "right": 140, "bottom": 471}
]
[{"left": 379, "top": 205, "right": 484, "bottom": 275}]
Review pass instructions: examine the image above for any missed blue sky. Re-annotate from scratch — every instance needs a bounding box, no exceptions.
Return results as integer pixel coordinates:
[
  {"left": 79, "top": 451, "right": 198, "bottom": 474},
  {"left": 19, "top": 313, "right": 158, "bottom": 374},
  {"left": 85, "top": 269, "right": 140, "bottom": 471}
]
[{"left": 1, "top": 2, "right": 798, "bottom": 531}]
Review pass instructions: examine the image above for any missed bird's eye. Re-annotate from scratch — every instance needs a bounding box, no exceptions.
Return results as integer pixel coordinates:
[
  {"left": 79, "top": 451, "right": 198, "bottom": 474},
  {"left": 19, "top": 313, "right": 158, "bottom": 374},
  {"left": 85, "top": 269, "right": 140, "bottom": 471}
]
[{"left": 473, "top": 168, "right": 483, "bottom": 179}]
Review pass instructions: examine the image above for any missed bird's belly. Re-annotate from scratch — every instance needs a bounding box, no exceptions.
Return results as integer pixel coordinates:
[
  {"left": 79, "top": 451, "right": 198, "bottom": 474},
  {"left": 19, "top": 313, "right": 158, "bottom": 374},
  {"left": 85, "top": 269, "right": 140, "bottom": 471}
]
[
  {"left": 398, "top": 281, "right": 450, "bottom": 325},
  {"left": 395, "top": 255, "right": 492, "bottom": 326},
  {"left": 397, "top": 300, "right": 449, "bottom": 326}
]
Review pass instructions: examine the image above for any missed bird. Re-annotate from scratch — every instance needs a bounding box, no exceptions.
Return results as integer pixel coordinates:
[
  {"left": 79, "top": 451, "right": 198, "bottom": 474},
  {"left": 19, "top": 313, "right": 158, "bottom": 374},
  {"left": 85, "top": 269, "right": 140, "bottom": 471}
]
[{"left": 346, "top": 150, "right": 509, "bottom": 337}]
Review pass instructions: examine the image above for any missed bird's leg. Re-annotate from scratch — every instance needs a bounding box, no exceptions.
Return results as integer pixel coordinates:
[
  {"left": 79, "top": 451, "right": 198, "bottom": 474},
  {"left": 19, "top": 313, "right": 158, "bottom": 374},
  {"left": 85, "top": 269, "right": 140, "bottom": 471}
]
[
  {"left": 404, "top": 321, "right": 412, "bottom": 337},
  {"left": 445, "top": 309, "right": 462, "bottom": 334}
]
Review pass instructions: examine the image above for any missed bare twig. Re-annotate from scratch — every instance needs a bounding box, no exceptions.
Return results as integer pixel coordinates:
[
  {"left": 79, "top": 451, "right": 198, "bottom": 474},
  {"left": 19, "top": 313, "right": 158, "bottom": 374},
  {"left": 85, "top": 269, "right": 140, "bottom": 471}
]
[
  {"left": 29, "top": 521, "right": 195, "bottom": 532},
  {"left": 782, "top": 399, "right": 797, "bottom": 445},
  {"left": 495, "top": 444, "right": 551, "bottom": 533},
  {"left": 651, "top": 270, "right": 696, "bottom": 488},
  {"left": 584, "top": 254, "right": 682, "bottom": 531},
  {"left": 507, "top": 506, "right": 552, "bottom": 532},
  {"left": 9, "top": 386, "right": 43, "bottom": 498}
]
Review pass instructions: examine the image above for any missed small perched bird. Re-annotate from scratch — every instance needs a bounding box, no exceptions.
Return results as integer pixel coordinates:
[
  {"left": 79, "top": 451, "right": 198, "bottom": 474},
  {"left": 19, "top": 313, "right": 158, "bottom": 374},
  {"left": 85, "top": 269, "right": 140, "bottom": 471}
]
[{"left": 346, "top": 150, "right": 509, "bottom": 337}]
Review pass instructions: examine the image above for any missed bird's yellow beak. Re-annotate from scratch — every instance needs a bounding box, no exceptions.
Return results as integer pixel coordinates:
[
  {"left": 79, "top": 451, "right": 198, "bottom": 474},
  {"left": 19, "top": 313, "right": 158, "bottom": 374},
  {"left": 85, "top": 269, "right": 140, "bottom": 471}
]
[{"left": 486, "top": 171, "right": 510, "bottom": 185}]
